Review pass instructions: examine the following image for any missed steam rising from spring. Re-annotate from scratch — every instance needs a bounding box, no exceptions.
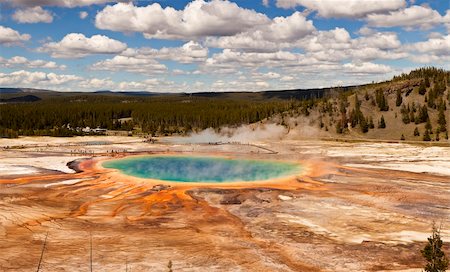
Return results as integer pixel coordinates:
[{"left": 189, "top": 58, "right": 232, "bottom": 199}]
[{"left": 169, "top": 123, "right": 288, "bottom": 144}]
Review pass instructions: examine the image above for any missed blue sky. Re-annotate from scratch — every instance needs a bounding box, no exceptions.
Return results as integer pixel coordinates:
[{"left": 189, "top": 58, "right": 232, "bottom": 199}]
[{"left": 0, "top": 0, "right": 449, "bottom": 92}]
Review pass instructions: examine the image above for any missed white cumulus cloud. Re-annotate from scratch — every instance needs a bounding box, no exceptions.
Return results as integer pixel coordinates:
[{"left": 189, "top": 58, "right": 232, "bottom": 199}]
[
  {"left": 0, "top": 70, "right": 81, "bottom": 86},
  {"left": 95, "top": 0, "right": 270, "bottom": 40},
  {"left": 121, "top": 41, "right": 208, "bottom": 64},
  {"left": 90, "top": 41, "right": 207, "bottom": 74},
  {"left": 91, "top": 56, "right": 167, "bottom": 74},
  {"left": 205, "top": 11, "right": 315, "bottom": 52},
  {"left": 38, "top": 33, "right": 127, "bottom": 58},
  {"left": 0, "top": 25, "right": 31, "bottom": 45},
  {"left": 0, "top": 56, "right": 65, "bottom": 69},
  {"left": 367, "top": 5, "right": 446, "bottom": 30},
  {"left": 408, "top": 34, "right": 450, "bottom": 55},
  {"left": 12, "top": 6, "right": 53, "bottom": 23},
  {"left": 342, "top": 62, "right": 393, "bottom": 74},
  {"left": 275, "top": 0, "right": 406, "bottom": 18},
  {"left": 407, "top": 34, "right": 450, "bottom": 64}
]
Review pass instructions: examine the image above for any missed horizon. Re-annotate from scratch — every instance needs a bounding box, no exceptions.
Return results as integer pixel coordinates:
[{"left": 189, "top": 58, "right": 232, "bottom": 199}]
[
  {"left": 2, "top": 66, "right": 444, "bottom": 93},
  {"left": 0, "top": 0, "right": 449, "bottom": 93},
  {"left": 0, "top": 74, "right": 388, "bottom": 93}
]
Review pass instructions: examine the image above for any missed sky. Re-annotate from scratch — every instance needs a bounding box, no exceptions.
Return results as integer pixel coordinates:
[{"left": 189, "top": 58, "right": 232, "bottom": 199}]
[{"left": 0, "top": 0, "right": 449, "bottom": 93}]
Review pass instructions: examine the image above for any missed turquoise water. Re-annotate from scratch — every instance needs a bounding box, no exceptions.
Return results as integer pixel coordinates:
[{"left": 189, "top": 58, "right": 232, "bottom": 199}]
[{"left": 102, "top": 156, "right": 301, "bottom": 183}]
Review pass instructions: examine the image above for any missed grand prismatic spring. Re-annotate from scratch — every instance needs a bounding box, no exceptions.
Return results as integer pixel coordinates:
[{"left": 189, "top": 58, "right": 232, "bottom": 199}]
[{"left": 102, "top": 156, "right": 302, "bottom": 183}]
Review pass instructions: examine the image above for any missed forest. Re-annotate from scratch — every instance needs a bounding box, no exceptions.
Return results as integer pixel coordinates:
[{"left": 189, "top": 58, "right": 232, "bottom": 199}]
[
  {"left": 0, "top": 95, "right": 302, "bottom": 137},
  {"left": 0, "top": 67, "right": 449, "bottom": 140}
]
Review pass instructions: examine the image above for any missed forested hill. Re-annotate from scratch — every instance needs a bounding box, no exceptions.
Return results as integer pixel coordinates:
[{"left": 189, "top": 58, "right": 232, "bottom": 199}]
[
  {"left": 284, "top": 67, "right": 449, "bottom": 142},
  {"left": 0, "top": 67, "right": 449, "bottom": 142}
]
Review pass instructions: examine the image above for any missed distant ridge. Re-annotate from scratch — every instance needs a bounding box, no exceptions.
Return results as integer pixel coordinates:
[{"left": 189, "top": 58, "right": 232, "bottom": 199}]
[
  {"left": 0, "top": 87, "right": 55, "bottom": 94},
  {"left": 0, "top": 94, "right": 41, "bottom": 103},
  {"left": 94, "top": 90, "right": 168, "bottom": 97},
  {"left": 0, "top": 82, "right": 371, "bottom": 101}
]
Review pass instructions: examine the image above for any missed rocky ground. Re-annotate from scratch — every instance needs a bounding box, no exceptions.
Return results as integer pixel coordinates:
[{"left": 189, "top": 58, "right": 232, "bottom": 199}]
[{"left": 0, "top": 136, "right": 449, "bottom": 271}]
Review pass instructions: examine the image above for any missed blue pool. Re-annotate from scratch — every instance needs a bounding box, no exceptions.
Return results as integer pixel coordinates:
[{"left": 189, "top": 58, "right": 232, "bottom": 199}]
[{"left": 102, "top": 155, "right": 302, "bottom": 183}]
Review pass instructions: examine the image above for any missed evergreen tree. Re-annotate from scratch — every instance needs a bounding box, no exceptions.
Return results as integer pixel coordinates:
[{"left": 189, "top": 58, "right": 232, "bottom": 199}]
[
  {"left": 421, "top": 224, "right": 449, "bottom": 272},
  {"left": 376, "top": 89, "right": 389, "bottom": 111},
  {"left": 396, "top": 89, "right": 403, "bottom": 107},
  {"left": 414, "top": 127, "right": 420, "bottom": 136},
  {"left": 423, "top": 129, "right": 431, "bottom": 141},
  {"left": 360, "top": 117, "right": 369, "bottom": 133},
  {"left": 349, "top": 94, "right": 366, "bottom": 129},
  {"left": 419, "top": 81, "right": 427, "bottom": 95},
  {"left": 428, "top": 87, "right": 437, "bottom": 108},
  {"left": 400, "top": 134, "right": 405, "bottom": 141},
  {"left": 416, "top": 105, "right": 429, "bottom": 124},
  {"left": 401, "top": 105, "right": 410, "bottom": 124},
  {"left": 437, "top": 105, "right": 447, "bottom": 132},
  {"left": 378, "top": 115, "right": 386, "bottom": 128},
  {"left": 336, "top": 122, "right": 343, "bottom": 134}
]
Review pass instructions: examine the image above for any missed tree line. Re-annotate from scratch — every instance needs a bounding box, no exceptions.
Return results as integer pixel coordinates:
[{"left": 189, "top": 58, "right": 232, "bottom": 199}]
[{"left": 0, "top": 96, "right": 298, "bottom": 137}]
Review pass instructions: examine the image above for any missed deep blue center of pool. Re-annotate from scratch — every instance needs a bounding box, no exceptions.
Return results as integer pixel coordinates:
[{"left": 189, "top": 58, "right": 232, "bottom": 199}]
[{"left": 102, "top": 156, "right": 301, "bottom": 183}]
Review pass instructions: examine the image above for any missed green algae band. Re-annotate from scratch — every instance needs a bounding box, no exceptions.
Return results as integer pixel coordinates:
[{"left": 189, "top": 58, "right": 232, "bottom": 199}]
[{"left": 103, "top": 156, "right": 301, "bottom": 183}]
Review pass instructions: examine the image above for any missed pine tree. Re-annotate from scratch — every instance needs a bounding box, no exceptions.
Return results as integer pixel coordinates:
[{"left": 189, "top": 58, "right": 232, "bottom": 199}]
[
  {"left": 396, "top": 89, "right": 403, "bottom": 107},
  {"left": 421, "top": 224, "right": 449, "bottom": 272},
  {"left": 378, "top": 115, "right": 386, "bottom": 129},
  {"left": 437, "top": 105, "right": 447, "bottom": 132},
  {"left": 414, "top": 127, "right": 420, "bottom": 136},
  {"left": 417, "top": 105, "right": 429, "bottom": 124},
  {"left": 336, "top": 122, "right": 343, "bottom": 134},
  {"left": 428, "top": 87, "right": 437, "bottom": 109},
  {"left": 419, "top": 81, "right": 427, "bottom": 95},
  {"left": 360, "top": 117, "right": 369, "bottom": 133},
  {"left": 376, "top": 89, "right": 389, "bottom": 111},
  {"left": 400, "top": 134, "right": 405, "bottom": 141},
  {"left": 423, "top": 129, "right": 431, "bottom": 141},
  {"left": 401, "top": 105, "right": 410, "bottom": 124}
]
